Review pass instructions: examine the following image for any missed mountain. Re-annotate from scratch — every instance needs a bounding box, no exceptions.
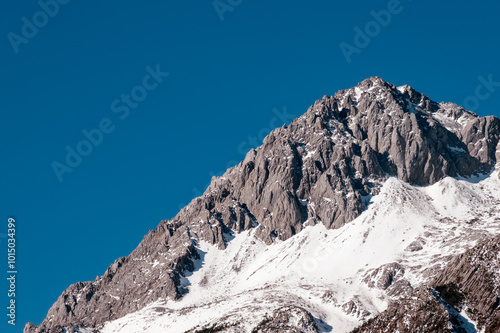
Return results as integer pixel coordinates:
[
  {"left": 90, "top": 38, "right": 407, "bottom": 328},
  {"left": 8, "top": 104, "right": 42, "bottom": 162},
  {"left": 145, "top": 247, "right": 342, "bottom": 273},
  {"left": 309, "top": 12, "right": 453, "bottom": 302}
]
[{"left": 25, "top": 77, "right": 500, "bottom": 333}]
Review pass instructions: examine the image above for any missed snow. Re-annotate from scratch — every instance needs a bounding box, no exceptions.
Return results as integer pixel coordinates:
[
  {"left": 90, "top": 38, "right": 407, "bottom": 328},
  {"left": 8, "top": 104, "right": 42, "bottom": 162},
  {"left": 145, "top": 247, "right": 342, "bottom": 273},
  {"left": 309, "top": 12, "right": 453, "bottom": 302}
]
[
  {"left": 406, "top": 99, "right": 419, "bottom": 114},
  {"left": 303, "top": 149, "right": 316, "bottom": 160},
  {"left": 397, "top": 85, "right": 407, "bottom": 94},
  {"left": 421, "top": 177, "right": 486, "bottom": 221},
  {"left": 447, "top": 145, "right": 466, "bottom": 154},
  {"left": 459, "top": 309, "right": 482, "bottom": 333},
  {"left": 432, "top": 289, "right": 480, "bottom": 333},
  {"left": 76, "top": 328, "right": 95, "bottom": 333},
  {"left": 433, "top": 103, "right": 476, "bottom": 133},
  {"left": 100, "top": 170, "right": 500, "bottom": 333},
  {"left": 353, "top": 87, "right": 362, "bottom": 101}
]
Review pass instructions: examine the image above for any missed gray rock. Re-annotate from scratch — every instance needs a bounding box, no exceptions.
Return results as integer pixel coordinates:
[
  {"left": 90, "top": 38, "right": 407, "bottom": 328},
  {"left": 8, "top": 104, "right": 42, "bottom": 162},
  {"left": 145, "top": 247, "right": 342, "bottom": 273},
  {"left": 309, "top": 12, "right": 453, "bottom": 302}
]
[
  {"left": 251, "top": 305, "right": 320, "bottom": 333},
  {"left": 354, "top": 234, "right": 500, "bottom": 332},
  {"left": 351, "top": 288, "right": 453, "bottom": 333},
  {"left": 363, "top": 262, "right": 405, "bottom": 290},
  {"left": 341, "top": 299, "right": 371, "bottom": 319},
  {"left": 25, "top": 77, "right": 500, "bottom": 333},
  {"left": 405, "top": 239, "right": 424, "bottom": 252},
  {"left": 433, "top": 234, "right": 500, "bottom": 332}
]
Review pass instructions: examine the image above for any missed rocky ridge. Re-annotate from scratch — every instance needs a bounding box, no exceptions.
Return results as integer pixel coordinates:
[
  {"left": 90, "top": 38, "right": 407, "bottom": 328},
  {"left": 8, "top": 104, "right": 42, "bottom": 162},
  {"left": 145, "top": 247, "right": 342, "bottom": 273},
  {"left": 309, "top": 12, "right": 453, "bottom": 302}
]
[
  {"left": 352, "top": 234, "right": 500, "bottom": 333},
  {"left": 25, "top": 77, "right": 500, "bottom": 333}
]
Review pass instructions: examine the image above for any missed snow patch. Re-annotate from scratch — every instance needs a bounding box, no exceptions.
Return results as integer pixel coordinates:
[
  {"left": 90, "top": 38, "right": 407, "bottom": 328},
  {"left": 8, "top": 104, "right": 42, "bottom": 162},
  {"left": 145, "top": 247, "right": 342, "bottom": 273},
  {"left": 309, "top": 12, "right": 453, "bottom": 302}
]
[{"left": 100, "top": 171, "right": 500, "bottom": 333}]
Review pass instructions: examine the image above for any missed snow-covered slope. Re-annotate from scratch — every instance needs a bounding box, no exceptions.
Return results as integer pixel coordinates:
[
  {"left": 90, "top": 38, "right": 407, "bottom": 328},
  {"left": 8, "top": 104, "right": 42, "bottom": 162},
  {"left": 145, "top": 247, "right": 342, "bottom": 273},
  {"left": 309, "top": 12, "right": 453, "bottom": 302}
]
[
  {"left": 26, "top": 77, "right": 500, "bottom": 333},
  {"left": 100, "top": 170, "right": 500, "bottom": 333}
]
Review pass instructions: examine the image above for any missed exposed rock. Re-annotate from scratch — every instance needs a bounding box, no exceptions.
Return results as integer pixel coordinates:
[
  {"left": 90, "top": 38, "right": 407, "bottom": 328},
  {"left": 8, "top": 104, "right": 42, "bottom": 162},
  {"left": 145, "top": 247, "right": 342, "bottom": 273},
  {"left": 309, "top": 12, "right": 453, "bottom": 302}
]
[
  {"left": 362, "top": 262, "right": 405, "bottom": 290},
  {"left": 351, "top": 288, "right": 453, "bottom": 333},
  {"left": 186, "top": 322, "right": 242, "bottom": 333},
  {"left": 405, "top": 239, "right": 424, "bottom": 252},
  {"left": 342, "top": 299, "right": 371, "bottom": 319},
  {"left": 356, "top": 234, "right": 500, "bottom": 333},
  {"left": 25, "top": 77, "right": 500, "bottom": 333},
  {"left": 251, "top": 306, "right": 319, "bottom": 333},
  {"left": 433, "top": 234, "right": 500, "bottom": 333}
]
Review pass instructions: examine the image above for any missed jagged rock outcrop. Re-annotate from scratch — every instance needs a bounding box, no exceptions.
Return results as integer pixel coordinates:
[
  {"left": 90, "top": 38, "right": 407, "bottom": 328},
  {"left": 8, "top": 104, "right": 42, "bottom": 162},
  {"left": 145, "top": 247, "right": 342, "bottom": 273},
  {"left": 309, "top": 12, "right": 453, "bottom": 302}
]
[
  {"left": 351, "top": 288, "right": 453, "bottom": 333},
  {"left": 351, "top": 234, "right": 500, "bottom": 333},
  {"left": 362, "top": 262, "right": 405, "bottom": 290},
  {"left": 185, "top": 306, "right": 320, "bottom": 333},
  {"left": 251, "top": 306, "right": 320, "bottom": 333},
  {"left": 433, "top": 234, "right": 500, "bottom": 333},
  {"left": 25, "top": 77, "right": 500, "bottom": 333}
]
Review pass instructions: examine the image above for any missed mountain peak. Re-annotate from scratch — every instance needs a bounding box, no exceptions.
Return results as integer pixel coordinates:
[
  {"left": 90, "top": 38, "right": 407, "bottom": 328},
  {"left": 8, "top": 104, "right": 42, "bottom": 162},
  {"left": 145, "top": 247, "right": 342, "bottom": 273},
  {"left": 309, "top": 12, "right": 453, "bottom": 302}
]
[
  {"left": 359, "top": 75, "right": 391, "bottom": 88},
  {"left": 25, "top": 78, "right": 500, "bottom": 333}
]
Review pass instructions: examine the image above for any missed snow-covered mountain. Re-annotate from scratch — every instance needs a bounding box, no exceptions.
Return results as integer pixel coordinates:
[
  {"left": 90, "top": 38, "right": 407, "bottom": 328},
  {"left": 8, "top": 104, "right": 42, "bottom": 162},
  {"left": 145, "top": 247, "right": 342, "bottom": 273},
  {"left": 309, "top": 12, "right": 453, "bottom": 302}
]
[{"left": 25, "top": 77, "right": 500, "bottom": 333}]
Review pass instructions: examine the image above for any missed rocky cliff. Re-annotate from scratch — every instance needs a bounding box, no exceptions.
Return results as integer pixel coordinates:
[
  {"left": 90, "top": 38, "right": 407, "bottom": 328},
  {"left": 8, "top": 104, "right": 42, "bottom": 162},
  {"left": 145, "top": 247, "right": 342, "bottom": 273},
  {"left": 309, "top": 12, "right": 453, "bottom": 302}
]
[
  {"left": 352, "top": 234, "right": 500, "bottom": 333},
  {"left": 25, "top": 77, "right": 500, "bottom": 333}
]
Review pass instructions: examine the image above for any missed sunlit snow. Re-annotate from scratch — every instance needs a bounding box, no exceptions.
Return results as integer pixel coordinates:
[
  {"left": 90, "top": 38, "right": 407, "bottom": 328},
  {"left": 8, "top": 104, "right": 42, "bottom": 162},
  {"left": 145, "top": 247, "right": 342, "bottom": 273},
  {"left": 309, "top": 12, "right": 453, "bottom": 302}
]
[{"left": 100, "top": 170, "right": 500, "bottom": 333}]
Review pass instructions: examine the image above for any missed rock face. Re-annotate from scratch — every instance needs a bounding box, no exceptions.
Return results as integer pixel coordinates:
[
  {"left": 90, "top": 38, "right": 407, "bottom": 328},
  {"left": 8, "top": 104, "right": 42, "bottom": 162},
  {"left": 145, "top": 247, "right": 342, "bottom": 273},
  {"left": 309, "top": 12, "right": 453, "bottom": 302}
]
[
  {"left": 433, "top": 234, "right": 500, "bottom": 333},
  {"left": 25, "top": 77, "right": 500, "bottom": 333},
  {"left": 351, "top": 288, "right": 453, "bottom": 333},
  {"left": 251, "top": 306, "right": 320, "bottom": 333},
  {"left": 352, "top": 234, "right": 500, "bottom": 333},
  {"left": 184, "top": 306, "right": 320, "bottom": 333}
]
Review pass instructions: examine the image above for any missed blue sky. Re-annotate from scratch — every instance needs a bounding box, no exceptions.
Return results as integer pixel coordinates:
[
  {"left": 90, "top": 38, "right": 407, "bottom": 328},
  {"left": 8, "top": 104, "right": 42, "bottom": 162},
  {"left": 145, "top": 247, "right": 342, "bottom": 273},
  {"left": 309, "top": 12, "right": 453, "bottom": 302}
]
[{"left": 1, "top": 0, "right": 499, "bottom": 330}]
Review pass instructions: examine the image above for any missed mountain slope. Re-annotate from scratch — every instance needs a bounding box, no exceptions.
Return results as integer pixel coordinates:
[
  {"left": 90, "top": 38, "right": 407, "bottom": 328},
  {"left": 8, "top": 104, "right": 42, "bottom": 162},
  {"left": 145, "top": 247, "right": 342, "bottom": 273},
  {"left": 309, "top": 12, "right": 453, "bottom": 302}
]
[
  {"left": 95, "top": 171, "right": 500, "bottom": 333},
  {"left": 25, "top": 77, "right": 500, "bottom": 333}
]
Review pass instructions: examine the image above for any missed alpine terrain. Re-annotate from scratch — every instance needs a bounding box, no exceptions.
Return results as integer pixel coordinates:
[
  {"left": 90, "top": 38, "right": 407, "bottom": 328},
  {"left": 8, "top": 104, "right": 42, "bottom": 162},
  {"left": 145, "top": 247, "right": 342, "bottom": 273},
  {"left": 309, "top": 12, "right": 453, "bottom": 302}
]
[{"left": 25, "top": 77, "right": 500, "bottom": 333}]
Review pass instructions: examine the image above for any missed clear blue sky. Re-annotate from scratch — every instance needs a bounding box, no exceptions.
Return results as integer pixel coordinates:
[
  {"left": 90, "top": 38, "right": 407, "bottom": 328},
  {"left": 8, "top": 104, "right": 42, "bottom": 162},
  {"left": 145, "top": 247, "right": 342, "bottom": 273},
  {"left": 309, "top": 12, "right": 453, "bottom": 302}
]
[{"left": 1, "top": 0, "right": 499, "bottom": 330}]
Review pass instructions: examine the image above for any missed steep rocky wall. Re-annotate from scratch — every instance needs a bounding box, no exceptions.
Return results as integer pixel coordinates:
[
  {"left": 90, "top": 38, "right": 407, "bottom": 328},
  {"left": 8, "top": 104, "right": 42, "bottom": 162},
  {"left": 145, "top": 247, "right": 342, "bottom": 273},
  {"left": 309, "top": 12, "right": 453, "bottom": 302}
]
[{"left": 25, "top": 77, "right": 500, "bottom": 333}]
